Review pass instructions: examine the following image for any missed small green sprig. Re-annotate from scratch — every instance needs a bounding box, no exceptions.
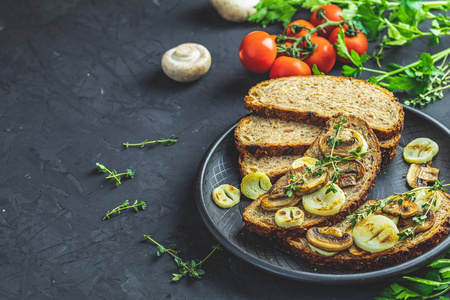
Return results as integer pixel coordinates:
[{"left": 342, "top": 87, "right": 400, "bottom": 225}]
[
  {"left": 284, "top": 175, "right": 305, "bottom": 197},
  {"left": 397, "top": 181, "right": 448, "bottom": 240},
  {"left": 96, "top": 163, "right": 135, "bottom": 186},
  {"left": 337, "top": 31, "right": 450, "bottom": 108},
  {"left": 325, "top": 117, "right": 346, "bottom": 193},
  {"left": 347, "top": 180, "right": 449, "bottom": 233},
  {"left": 142, "top": 235, "right": 222, "bottom": 282},
  {"left": 123, "top": 135, "right": 178, "bottom": 148},
  {"left": 103, "top": 200, "right": 147, "bottom": 220},
  {"left": 284, "top": 118, "right": 367, "bottom": 197}
]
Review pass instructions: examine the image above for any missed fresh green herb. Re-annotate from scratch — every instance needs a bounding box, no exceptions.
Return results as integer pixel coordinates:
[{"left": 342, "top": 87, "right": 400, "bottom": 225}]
[
  {"left": 103, "top": 199, "right": 147, "bottom": 220},
  {"left": 248, "top": 0, "right": 303, "bottom": 28},
  {"left": 96, "top": 163, "right": 135, "bottom": 186},
  {"left": 312, "top": 64, "right": 325, "bottom": 75},
  {"left": 284, "top": 174, "right": 305, "bottom": 197},
  {"left": 347, "top": 195, "right": 397, "bottom": 227},
  {"left": 142, "top": 235, "right": 222, "bottom": 282},
  {"left": 249, "top": 0, "right": 450, "bottom": 55},
  {"left": 325, "top": 117, "right": 346, "bottom": 194},
  {"left": 347, "top": 180, "right": 449, "bottom": 230},
  {"left": 397, "top": 180, "right": 447, "bottom": 240},
  {"left": 376, "top": 250, "right": 450, "bottom": 299},
  {"left": 123, "top": 135, "right": 178, "bottom": 148},
  {"left": 284, "top": 118, "right": 367, "bottom": 196},
  {"left": 337, "top": 32, "right": 450, "bottom": 108}
]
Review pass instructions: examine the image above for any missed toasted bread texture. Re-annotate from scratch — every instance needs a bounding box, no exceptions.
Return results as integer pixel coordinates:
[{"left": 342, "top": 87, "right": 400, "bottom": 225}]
[
  {"left": 239, "top": 154, "right": 302, "bottom": 183},
  {"left": 244, "top": 76, "right": 404, "bottom": 140},
  {"left": 242, "top": 114, "right": 382, "bottom": 238},
  {"left": 235, "top": 115, "right": 400, "bottom": 167},
  {"left": 284, "top": 193, "right": 450, "bottom": 270},
  {"left": 234, "top": 115, "right": 322, "bottom": 157}
]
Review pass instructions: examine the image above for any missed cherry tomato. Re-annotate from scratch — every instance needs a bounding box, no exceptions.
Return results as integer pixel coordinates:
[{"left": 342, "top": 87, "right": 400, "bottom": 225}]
[
  {"left": 328, "top": 26, "right": 368, "bottom": 64},
  {"left": 284, "top": 19, "right": 317, "bottom": 39},
  {"left": 310, "top": 5, "right": 344, "bottom": 38},
  {"left": 239, "top": 31, "right": 277, "bottom": 73},
  {"left": 302, "top": 36, "right": 336, "bottom": 74},
  {"left": 269, "top": 56, "right": 311, "bottom": 79}
]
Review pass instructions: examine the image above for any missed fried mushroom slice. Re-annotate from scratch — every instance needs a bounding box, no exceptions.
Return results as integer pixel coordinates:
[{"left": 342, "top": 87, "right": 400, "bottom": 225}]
[
  {"left": 268, "top": 165, "right": 328, "bottom": 199},
  {"left": 336, "top": 160, "right": 365, "bottom": 188},
  {"left": 406, "top": 162, "right": 440, "bottom": 189},
  {"left": 399, "top": 210, "right": 436, "bottom": 234},
  {"left": 306, "top": 227, "right": 353, "bottom": 252},
  {"left": 382, "top": 197, "right": 419, "bottom": 219},
  {"left": 260, "top": 193, "right": 301, "bottom": 212},
  {"left": 318, "top": 129, "right": 368, "bottom": 157},
  {"left": 348, "top": 243, "right": 368, "bottom": 256}
]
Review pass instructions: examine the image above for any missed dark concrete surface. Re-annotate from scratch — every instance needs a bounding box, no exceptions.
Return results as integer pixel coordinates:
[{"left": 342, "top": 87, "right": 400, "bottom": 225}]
[{"left": 0, "top": 0, "right": 449, "bottom": 299}]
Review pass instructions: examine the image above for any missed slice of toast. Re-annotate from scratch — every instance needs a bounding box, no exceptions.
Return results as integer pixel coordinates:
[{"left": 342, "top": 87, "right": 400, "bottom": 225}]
[
  {"left": 234, "top": 115, "right": 322, "bottom": 157},
  {"left": 284, "top": 193, "right": 450, "bottom": 270},
  {"left": 242, "top": 114, "right": 382, "bottom": 238},
  {"left": 238, "top": 154, "right": 302, "bottom": 183},
  {"left": 235, "top": 115, "right": 400, "bottom": 167},
  {"left": 244, "top": 76, "right": 404, "bottom": 141}
]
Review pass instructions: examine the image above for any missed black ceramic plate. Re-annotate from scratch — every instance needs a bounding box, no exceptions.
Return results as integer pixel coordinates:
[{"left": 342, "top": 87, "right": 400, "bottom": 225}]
[{"left": 195, "top": 106, "right": 450, "bottom": 284}]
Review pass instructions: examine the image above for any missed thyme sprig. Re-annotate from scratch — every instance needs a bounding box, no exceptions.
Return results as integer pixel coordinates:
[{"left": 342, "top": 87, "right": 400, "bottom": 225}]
[
  {"left": 397, "top": 181, "right": 448, "bottom": 240},
  {"left": 325, "top": 117, "right": 346, "bottom": 194},
  {"left": 142, "top": 235, "right": 222, "bottom": 282},
  {"left": 284, "top": 175, "right": 305, "bottom": 197},
  {"left": 123, "top": 135, "right": 178, "bottom": 148},
  {"left": 103, "top": 199, "right": 147, "bottom": 220},
  {"left": 347, "top": 180, "right": 449, "bottom": 237},
  {"left": 283, "top": 118, "right": 367, "bottom": 197},
  {"left": 96, "top": 162, "right": 135, "bottom": 186}
]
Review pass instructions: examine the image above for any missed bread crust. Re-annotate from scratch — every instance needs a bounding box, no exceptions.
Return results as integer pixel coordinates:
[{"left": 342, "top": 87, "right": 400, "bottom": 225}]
[
  {"left": 242, "top": 114, "right": 382, "bottom": 238},
  {"left": 235, "top": 115, "right": 401, "bottom": 166},
  {"left": 238, "top": 154, "right": 302, "bottom": 183},
  {"left": 284, "top": 193, "right": 450, "bottom": 270},
  {"left": 234, "top": 115, "right": 320, "bottom": 157},
  {"left": 244, "top": 76, "right": 404, "bottom": 141}
]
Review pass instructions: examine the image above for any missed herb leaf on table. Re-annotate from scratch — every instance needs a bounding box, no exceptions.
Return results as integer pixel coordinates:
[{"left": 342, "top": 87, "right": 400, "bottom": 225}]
[
  {"left": 143, "top": 235, "right": 222, "bottom": 282},
  {"left": 96, "top": 163, "right": 135, "bottom": 186},
  {"left": 103, "top": 200, "right": 147, "bottom": 220},
  {"left": 123, "top": 135, "right": 178, "bottom": 148}
]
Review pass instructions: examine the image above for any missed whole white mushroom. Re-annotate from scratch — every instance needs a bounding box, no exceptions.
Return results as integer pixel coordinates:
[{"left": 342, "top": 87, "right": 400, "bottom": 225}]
[
  {"left": 161, "top": 43, "right": 211, "bottom": 83},
  {"left": 210, "top": 0, "right": 260, "bottom": 22}
]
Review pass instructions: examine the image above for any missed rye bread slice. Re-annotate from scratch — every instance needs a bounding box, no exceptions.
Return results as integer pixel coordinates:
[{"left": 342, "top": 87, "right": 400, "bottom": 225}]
[
  {"left": 242, "top": 114, "right": 382, "bottom": 238},
  {"left": 244, "top": 76, "right": 404, "bottom": 141},
  {"left": 234, "top": 115, "right": 322, "bottom": 157},
  {"left": 284, "top": 193, "right": 450, "bottom": 270},
  {"left": 235, "top": 115, "right": 400, "bottom": 166},
  {"left": 238, "top": 154, "right": 302, "bottom": 183}
]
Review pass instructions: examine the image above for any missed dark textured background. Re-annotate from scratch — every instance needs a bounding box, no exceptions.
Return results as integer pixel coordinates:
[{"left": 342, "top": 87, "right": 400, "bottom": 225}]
[{"left": 0, "top": 0, "right": 449, "bottom": 299}]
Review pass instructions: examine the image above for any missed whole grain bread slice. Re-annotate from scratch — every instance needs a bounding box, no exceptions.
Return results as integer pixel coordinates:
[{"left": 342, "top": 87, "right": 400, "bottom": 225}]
[
  {"left": 242, "top": 114, "right": 382, "bottom": 238},
  {"left": 284, "top": 193, "right": 450, "bottom": 270},
  {"left": 235, "top": 115, "right": 400, "bottom": 166},
  {"left": 238, "top": 154, "right": 302, "bottom": 183},
  {"left": 244, "top": 76, "right": 404, "bottom": 141},
  {"left": 234, "top": 115, "right": 322, "bottom": 157}
]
